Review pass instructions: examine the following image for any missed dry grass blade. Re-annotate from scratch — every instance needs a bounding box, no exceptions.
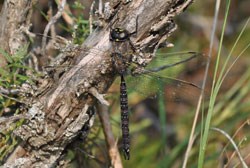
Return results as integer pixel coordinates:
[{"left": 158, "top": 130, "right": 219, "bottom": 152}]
[
  {"left": 97, "top": 104, "right": 123, "bottom": 168},
  {"left": 182, "top": 0, "right": 221, "bottom": 167},
  {"left": 210, "top": 127, "right": 248, "bottom": 168}
]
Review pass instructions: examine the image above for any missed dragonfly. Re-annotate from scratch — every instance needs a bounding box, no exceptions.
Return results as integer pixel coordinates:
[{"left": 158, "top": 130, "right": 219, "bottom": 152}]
[
  {"left": 109, "top": 17, "right": 139, "bottom": 160},
  {"left": 108, "top": 16, "right": 207, "bottom": 160},
  {"left": 32, "top": 32, "right": 207, "bottom": 160}
]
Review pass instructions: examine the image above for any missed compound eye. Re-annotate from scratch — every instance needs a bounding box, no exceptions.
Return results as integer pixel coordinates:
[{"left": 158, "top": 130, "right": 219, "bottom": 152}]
[{"left": 119, "top": 32, "right": 126, "bottom": 38}]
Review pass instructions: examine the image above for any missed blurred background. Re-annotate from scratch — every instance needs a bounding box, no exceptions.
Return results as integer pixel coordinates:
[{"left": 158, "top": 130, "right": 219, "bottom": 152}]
[{"left": 0, "top": 0, "right": 249, "bottom": 167}]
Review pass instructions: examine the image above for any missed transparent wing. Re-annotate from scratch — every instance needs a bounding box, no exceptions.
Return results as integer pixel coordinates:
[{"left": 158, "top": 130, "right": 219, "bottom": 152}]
[
  {"left": 126, "top": 72, "right": 203, "bottom": 104},
  {"left": 122, "top": 51, "right": 208, "bottom": 108},
  {"left": 144, "top": 51, "right": 208, "bottom": 73}
]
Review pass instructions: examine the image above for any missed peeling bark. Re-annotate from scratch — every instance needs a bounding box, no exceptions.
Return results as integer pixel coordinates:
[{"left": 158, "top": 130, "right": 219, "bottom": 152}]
[{"left": 4, "top": 0, "right": 193, "bottom": 167}]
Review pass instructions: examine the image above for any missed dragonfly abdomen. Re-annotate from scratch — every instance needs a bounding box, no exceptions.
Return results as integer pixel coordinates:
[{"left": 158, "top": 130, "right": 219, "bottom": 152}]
[{"left": 120, "top": 75, "right": 130, "bottom": 160}]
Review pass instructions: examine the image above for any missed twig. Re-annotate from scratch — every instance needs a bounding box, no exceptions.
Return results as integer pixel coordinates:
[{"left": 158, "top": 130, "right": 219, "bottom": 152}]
[
  {"left": 0, "top": 92, "right": 24, "bottom": 104},
  {"left": 75, "top": 147, "right": 96, "bottom": 159},
  {"left": 42, "top": 0, "right": 67, "bottom": 55},
  {"left": 98, "top": 0, "right": 103, "bottom": 18},
  {"left": 0, "top": 114, "right": 29, "bottom": 124},
  {"left": 29, "top": 52, "right": 40, "bottom": 72},
  {"left": 89, "top": 0, "right": 95, "bottom": 33},
  {"left": 22, "top": 26, "right": 36, "bottom": 39},
  {"left": 61, "top": 2, "right": 74, "bottom": 25},
  {"left": 223, "top": 119, "right": 250, "bottom": 167},
  {"left": 97, "top": 103, "right": 123, "bottom": 168},
  {"left": 89, "top": 87, "right": 110, "bottom": 106},
  {"left": 182, "top": 0, "right": 221, "bottom": 167},
  {"left": 234, "top": 153, "right": 250, "bottom": 168},
  {"left": 210, "top": 127, "right": 248, "bottom": 168},
  {"left": 0, "top": 86, "right": 20, "bottom": 95},
  {"left": 48, "top": 0, "right": 56, "bottom": 41}
]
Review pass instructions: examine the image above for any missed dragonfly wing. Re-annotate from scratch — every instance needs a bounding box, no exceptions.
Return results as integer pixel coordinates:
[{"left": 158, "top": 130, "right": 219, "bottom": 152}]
[{"left": 124, "top": 51, "right": 207, "bottom": 107}]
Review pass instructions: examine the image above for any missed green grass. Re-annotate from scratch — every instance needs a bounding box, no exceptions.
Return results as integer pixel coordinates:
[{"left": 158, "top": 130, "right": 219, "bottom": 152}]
[
  {"left": 197, "top": 0, "right": 250, "bottom": 167},
  {"left": 0, "top": 45, "right": 33, "bottom": 164},
  {"left": 198, "top": 0, "right": 231, "bottom": 166}
]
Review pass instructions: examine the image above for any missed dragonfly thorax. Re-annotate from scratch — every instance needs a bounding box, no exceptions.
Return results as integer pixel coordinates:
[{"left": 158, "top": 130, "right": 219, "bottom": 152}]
[{"left": 111, "top": 52, "right": 130, "bottom": 75}]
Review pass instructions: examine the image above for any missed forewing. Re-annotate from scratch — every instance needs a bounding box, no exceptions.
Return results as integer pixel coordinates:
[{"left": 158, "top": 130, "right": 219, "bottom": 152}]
[{"left": 125, "top": 51, "right": 208, "bottom": 108}]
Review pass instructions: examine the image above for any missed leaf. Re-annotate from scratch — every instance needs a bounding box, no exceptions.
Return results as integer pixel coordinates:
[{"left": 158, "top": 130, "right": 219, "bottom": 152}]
[{"left": 0, "top": 48, "right": 13, "bottom": 63}]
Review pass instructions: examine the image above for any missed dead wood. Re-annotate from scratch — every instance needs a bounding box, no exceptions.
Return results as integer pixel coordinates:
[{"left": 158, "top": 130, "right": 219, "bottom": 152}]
[{"left": 4, "top": 0, "right": 193, "bottom": 167}]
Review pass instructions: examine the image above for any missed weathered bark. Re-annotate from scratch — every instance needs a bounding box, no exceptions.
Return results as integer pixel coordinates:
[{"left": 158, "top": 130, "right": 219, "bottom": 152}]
[
  {"left": 0, "top": 0, "right": 37, "bottom": 67},
  {"left": 4, "top": 0, "right": 193, "bottom": 167}
]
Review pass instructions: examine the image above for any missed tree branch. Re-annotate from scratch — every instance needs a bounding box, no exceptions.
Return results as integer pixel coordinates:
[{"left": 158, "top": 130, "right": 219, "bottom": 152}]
[{"left": 4, "top": 0, "right": 193, "bottom": 167}]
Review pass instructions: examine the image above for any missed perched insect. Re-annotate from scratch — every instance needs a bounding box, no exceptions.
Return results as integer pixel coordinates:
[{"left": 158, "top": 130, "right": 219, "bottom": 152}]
[{"left": 109, "top": 17, "right": 139, "bottom": 160}]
